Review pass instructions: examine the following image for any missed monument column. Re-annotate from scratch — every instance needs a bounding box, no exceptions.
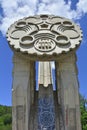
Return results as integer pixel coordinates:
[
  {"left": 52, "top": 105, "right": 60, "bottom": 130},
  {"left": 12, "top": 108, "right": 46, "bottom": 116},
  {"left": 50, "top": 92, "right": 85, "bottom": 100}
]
[
  {"left": 56, "top": 52, "right": 81, "bottom": 130},
  {"left": 12, "top": 52, "right": 35, "bottom": 130}
]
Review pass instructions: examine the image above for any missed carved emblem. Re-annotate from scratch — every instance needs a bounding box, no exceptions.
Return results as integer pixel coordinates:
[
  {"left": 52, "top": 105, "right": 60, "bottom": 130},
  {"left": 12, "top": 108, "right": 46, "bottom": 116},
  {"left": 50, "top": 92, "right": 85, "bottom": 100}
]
[
  {"left": 34, "top": 38, "right": 56, "bottom": 52},
  {"left": 6, "top": 15, "right": 83, "bottom": 58}
]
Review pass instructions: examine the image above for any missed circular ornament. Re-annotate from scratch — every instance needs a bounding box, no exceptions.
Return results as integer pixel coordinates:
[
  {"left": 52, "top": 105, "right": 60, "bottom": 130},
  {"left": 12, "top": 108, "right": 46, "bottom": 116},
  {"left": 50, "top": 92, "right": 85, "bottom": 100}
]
[
  {"left": 56, "top": 35, "right": 70, "bottom": 46},
  {"left": 15, "top": 21, "right": 26, "bottom": 28},
  {"left": 63, "top": 29, "right": 80, "bottom": 39},
  {"left": 63, "top": 21, "right": 74, "bottom": 28},
  {"left": 6, "top": 14, "right": 83, "bottom": 59},
  {"left": 20, "top": 35, "right": 34, "bottom": 47},
  {"left": 10, "top": 30, "right": 26, "bottom": 39}
]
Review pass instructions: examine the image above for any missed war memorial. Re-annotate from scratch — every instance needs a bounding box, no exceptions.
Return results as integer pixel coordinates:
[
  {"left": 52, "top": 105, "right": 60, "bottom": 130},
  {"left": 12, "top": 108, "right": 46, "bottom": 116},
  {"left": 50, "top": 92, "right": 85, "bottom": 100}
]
[{"left": 6, "top": 14, "right": 83, "bottom": 130}]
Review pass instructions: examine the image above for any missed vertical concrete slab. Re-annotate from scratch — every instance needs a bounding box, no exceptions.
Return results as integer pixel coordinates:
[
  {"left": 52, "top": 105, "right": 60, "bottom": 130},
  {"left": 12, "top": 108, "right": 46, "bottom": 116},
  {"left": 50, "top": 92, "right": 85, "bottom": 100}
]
[
  {"left": 56, "top": 52, "right": 81, "bottom": 130},
  {"left": 12, "top": 53, "right": 31, "bottom": 130}
]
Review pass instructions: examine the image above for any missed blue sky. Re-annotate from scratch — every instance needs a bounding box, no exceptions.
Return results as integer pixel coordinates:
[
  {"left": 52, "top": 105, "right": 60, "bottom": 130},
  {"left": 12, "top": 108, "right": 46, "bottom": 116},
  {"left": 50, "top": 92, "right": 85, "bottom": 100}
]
[{"left": 0, "top": 0, "right": 87, "bottom": 106}]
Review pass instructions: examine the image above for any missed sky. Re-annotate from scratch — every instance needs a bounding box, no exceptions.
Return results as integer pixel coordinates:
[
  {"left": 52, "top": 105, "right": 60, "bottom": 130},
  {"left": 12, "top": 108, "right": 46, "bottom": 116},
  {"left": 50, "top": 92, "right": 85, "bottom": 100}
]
[{"left": 0, "top": 0, "right": 87, "bottom": 106}]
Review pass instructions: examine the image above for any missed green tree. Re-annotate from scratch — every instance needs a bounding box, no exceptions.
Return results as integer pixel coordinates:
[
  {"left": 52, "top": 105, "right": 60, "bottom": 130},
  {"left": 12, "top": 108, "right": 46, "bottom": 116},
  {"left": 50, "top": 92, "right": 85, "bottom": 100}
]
[
  {"left": 80, "top": 94, "right": 87, "bottom": 130},
  {"left": 0, "top": 105, "right": 12, "bottom": 129},
  {"left": 0, "top": 105, "right": 12, "bottom": 116},
  {"left": 3, "top": 114, "right": 12, "bottom": 125}
]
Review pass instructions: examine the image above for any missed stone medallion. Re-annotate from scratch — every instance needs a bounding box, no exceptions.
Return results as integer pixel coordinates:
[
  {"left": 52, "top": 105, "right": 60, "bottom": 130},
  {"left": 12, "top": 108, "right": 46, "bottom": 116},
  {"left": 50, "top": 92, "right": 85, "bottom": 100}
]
[{"left": 6, "top": 14, "right": 83, "bottom": 59}]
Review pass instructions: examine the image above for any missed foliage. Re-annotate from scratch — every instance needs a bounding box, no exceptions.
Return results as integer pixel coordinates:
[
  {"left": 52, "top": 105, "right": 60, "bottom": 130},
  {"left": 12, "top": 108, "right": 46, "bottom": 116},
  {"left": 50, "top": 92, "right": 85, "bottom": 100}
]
[
  {"left": 0, "top": 105, "right": 12, "bottom": 130},
  {"left": 80, "top": 94, "right": 87, "bottom": 130},
  {"left": 0, "top": 105, "right": 12, "bottom": 116},
  {"left": 3, "top": 114, "right": 12, "bottom": 125}
]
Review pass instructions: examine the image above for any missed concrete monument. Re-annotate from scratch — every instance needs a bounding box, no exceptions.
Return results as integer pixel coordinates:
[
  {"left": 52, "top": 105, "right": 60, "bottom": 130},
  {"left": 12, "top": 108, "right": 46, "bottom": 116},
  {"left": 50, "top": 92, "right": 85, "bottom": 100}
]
[{"left": 6, "top": 14, "right": 83, "bottom": 130}]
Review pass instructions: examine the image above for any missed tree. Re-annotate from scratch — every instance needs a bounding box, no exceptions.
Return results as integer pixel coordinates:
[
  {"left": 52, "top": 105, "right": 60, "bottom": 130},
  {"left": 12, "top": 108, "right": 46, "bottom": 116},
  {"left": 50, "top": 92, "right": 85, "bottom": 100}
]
[
  {"left": 80, "top": 94, "right": 87, "bottom": 130},
  {"left": 0, "top": 105, "right": 12, "bottom": 116},
  {"left": 3, "top": 114, "right": 12, "bottom": 125}
]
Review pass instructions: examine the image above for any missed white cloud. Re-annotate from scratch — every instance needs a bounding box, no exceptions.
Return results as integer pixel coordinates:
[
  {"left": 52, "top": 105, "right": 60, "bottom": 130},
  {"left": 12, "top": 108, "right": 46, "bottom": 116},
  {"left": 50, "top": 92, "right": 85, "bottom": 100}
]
[
  {"left": 0, "top": 0, "right": 87, "bottom": 35},
  {"left": 77, "top": 0, "right": 87, "bottom": 14},
  {"left": 37, "top": 0, "right": 77, "bottom": 19},
  {"left": 0, "top": 0, "right": 38, "bottom": 34}
]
